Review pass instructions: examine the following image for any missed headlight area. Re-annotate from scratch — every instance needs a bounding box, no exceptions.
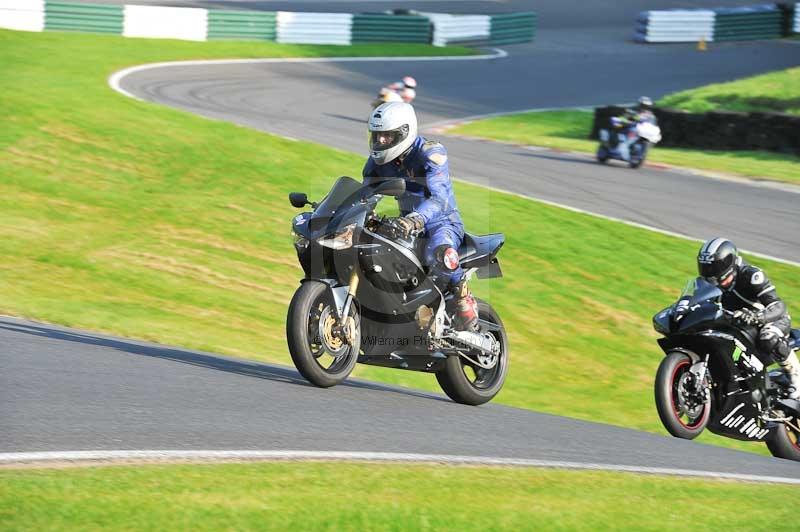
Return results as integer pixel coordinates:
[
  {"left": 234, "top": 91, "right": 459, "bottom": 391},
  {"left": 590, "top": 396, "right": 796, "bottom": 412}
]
[{"left": 318, "top": 223, "right": 356, "bottom": 250}]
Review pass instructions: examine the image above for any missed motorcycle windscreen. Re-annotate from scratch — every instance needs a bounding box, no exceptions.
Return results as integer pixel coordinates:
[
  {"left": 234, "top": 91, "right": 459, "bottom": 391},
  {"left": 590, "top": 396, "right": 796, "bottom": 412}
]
[
  {"left": 680, "top": 277, "right": 723, "bottom": 306},
  {"left": 309, "top": 176, "right": 363, "bottom": 231}
]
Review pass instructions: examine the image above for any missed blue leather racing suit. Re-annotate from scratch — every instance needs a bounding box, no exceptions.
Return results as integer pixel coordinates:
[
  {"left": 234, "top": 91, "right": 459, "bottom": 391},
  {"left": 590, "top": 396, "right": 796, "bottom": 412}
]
[{"left": 362, "top": 136, "right": 465, "bottom": 285}]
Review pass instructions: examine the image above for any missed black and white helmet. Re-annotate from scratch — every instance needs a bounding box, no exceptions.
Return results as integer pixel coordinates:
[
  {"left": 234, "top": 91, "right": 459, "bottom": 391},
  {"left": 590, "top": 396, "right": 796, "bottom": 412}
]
[
  {"left": 697, "top": 238, "right": 740, "bottom": 289},
  {"left": 368, "top": 102, "right": 418, "bottom": 165},
  {"left": 637, "top": 96, "right": 653, "bottom": 111}
]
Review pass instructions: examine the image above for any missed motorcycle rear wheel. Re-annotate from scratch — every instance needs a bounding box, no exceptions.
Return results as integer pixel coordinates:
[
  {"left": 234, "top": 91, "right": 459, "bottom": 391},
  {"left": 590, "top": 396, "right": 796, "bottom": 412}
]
[
  {"left": 436, "top": 300, "right": 509, "bottom": 406},
  {"left": 286, "top": 281, "right": 359, "bottom": 388},
  {"left": 655, "top": 351, "right": 711, "bottom": 439},
  {"left": 765, "top": 417, "right": 800, "bottom": 462}
]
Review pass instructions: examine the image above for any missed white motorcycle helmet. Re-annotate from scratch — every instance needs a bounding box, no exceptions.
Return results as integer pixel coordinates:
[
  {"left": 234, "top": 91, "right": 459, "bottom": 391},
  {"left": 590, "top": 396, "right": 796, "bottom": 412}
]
[
  {"left": 402, "top": 76, "right": 417, "bottom": 89},
  {"left": 368, "top": 102, "right": 418, "bottom": 165}
]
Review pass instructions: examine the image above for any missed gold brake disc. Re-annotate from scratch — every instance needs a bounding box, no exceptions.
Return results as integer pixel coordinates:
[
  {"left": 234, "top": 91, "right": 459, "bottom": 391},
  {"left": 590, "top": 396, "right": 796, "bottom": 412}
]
[{"left": 321, "top": 313, "right": 344, "bottom": 351}]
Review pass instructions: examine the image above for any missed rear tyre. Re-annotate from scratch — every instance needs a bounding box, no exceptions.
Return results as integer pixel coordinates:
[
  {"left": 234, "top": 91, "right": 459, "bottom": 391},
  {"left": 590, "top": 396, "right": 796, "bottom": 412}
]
[
  {"left": 766, "top": 418, "right": 800, "bottom": 462},
  {"left": 596, "top": 146, "right": 609, "bottom": 163},
  {"left": 655, "top": 351, "right": 711, "bottom": 439},
  {"left": 436, "top": 300, "right": 509, "bottom": 406},
  {"left": 286, "top": 281, "right": 359, "bottom": 388}
]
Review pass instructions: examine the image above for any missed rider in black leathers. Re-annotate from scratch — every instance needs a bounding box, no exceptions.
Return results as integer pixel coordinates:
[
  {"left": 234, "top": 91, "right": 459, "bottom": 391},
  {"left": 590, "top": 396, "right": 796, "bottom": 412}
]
[{"left": 688, "top": 238, "right": 799, "bottom": 398}]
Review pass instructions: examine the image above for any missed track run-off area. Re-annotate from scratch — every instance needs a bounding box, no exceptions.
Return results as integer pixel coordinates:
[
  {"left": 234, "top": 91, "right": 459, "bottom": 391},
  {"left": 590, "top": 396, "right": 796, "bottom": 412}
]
[{"left": 3, "top": 0, "right": 800, "bottom": 482}]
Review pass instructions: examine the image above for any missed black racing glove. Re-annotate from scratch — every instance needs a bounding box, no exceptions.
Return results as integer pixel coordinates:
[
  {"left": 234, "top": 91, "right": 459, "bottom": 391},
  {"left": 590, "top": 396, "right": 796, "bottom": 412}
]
[
  {"left": 392, "top": 213, "right": 424, "bottom": 238},
  {"left": 733, "top": 308, "right": 764, "bottom": 327}
]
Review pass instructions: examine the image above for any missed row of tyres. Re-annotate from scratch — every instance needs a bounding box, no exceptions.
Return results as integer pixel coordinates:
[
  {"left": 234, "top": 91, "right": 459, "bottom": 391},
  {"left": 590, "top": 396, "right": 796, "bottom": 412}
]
[
  {"left": 634, "top": 3, "right": 799, "bottom": 43},
  {"left": 0, "top": 1, "right": 536, "bottom": 46}
]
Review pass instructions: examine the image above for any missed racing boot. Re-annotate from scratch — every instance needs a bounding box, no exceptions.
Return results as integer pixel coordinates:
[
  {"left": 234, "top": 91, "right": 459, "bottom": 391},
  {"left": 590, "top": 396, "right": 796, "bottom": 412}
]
[
  {"left": 453, "top": 279, "right": 479, "bottom": 331},
  {"left": 779, "top": 350, "right": 800, "bottom": 401}
]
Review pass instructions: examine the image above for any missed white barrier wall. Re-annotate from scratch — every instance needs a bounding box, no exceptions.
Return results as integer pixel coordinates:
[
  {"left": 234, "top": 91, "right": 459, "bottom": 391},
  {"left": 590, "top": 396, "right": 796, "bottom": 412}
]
[
  {"left": 123, "top": 5, "right": 208, "bottom": 41},
  {"left": 795, "top": 3, "right": 799, "bottom": 33},
  {"left": 423, "top": 13, "right": 490, "bottom": 46},
  {"left": 276, "top": 12, "right": 352, "bottom": 45},
  {"left": 0, "top": 0, "right": 44, "bottom": 32},
  {"left": 639, "top": 10, "right": 715, "bottom": 42}
]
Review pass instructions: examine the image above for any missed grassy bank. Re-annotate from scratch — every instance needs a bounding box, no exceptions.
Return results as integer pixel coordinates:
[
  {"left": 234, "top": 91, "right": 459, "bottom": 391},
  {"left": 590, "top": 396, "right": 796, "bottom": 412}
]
[
  {"left": 660, "top": 66, "right": 800, "bottom": 114},
  {"left": 2, "top": 29, "right": 799, "bottom": 457},
  {"left": 447, "top": 68, "right": 800, "bottom": 184},
  {"left": 2, "top": 462, "right": 798, "bottom": 530}
]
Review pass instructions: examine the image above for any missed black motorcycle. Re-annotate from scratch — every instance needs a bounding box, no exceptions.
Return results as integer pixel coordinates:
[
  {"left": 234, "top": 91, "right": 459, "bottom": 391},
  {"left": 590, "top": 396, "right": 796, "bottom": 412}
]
[
  {"left": 653, "top": 277, "right": 800, "bottom": 461},
  {"left": 286, "top": 176, "right": 508, "bottom": 405}
]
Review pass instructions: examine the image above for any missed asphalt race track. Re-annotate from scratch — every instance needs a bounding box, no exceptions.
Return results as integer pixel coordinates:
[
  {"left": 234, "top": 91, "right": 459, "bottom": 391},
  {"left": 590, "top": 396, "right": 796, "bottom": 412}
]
[
  {"left": 4, "top": 1, "right": 800, "bottom": 478},
  {"left": 4, "top": 315, "right": 800, "bottom": 481}
]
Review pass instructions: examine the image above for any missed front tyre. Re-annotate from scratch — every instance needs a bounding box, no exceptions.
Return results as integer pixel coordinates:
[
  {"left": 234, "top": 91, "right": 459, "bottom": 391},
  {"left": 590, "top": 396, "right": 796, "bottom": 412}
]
[
  {"left": 629, "top": 141, "right": 648, "bottom": 168},
  {"left": 436, "top": 300, "right": 509, "bottom": 406},
  {"left": 655, "top": 351, "right": 711, "bottom": 439},
  {"left": 596, "top": 146, "right": 609, "bottom": 163},
  {"left": 766, "top": 418, "right": 800, "bottom": 462},
  {"left": 286, "top": 281, "right": 359, "bottom": 388}
]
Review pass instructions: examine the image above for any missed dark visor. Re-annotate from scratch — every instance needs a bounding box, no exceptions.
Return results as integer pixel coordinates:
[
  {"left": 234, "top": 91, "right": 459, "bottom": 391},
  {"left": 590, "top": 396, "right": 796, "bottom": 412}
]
[
  {"left": 698, "top": 256, "right": 733, "bottom": 282},
  {"left": 370, "top": 125, "right": 409, "bottom": 151}
]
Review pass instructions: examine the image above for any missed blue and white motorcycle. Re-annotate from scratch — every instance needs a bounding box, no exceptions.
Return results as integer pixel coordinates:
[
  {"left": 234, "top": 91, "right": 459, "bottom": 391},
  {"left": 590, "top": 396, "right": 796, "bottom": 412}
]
[{"left": 596, "top": 116, "right": 662, "bottom": 168}]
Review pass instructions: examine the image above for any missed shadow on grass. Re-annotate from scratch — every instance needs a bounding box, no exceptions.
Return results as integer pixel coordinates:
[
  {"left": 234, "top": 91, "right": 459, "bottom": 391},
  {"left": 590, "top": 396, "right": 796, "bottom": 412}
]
[{"left": 0, "top": 318, "right": 449, "bottom": 403}]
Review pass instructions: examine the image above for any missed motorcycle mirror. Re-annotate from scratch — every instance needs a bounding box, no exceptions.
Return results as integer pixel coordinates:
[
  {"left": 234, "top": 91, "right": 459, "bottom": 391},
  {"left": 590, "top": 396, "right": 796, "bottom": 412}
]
[
  {"left": 372, "top": 178, "right": 406, "bottom": 198},
  {"left": 289, "top": 192, "right": 310, "bottom": 208}
]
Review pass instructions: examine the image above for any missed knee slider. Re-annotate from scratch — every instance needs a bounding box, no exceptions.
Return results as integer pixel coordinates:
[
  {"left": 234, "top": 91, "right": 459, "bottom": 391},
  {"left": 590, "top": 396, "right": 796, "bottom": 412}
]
[
  {"left": 759, "top": 327, "right": 790, "bottom": 362},
  {"left": 435, "top": 245, "right": 459, "bottom": 271}
]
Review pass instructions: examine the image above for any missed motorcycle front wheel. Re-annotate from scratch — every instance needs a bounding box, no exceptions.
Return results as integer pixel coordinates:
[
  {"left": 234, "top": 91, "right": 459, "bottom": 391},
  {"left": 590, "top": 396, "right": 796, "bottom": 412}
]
[
  {"left": 436, "top": 300, "right": 509, "bottom": 406},
  {"left": 286, "top": 281, "right": 359, "bottom": 388},
  {"left": 596, "top": 146, "right": 609, "bottom": 163},
  {"left": 629, "top": 141, "right": 648, "bottom": 168},
  {"left": 654, "top": 351, "right": 711, "bottom": 439}
]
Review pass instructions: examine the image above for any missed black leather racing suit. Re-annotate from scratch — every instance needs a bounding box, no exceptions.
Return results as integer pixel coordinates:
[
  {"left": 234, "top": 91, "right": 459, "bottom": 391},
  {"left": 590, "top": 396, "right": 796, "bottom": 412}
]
[{"left": 722, "top": 262, "right": 792, "bottom": 363}]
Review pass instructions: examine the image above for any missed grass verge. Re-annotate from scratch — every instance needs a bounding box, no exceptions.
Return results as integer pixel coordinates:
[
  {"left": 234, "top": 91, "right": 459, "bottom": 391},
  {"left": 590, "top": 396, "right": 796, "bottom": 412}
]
[
  {"left": 2, "top": 29, "right": 799, "bottom": 457},
  {"left": 447, "top": 66, "right": 800, "bottom": 184},
  {"left": 2, "top": 462, "right": 799, "bottom": 530},
  {"left": 659, "top": 66, "right": 800, "bottom": 114}
]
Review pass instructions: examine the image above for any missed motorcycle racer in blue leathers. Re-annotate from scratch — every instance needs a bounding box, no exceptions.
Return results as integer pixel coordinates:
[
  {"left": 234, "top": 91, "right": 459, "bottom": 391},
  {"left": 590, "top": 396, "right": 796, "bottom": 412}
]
[{"left": 362, "top": 102, "right": 478, "bottom": 330}]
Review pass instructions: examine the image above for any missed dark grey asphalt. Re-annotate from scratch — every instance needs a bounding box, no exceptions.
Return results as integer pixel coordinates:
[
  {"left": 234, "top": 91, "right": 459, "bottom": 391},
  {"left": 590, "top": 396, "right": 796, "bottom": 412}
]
[
  {"left": 115, "top": 10, "right": 800, "bottom": 262},
  {"left": 4, "top": 316, "right": 800, "bottom": 480}
]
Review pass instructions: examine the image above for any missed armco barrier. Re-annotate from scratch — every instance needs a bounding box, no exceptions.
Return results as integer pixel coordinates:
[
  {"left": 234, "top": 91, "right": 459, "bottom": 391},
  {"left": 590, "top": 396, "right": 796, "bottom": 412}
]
[
  {"left": 634, "top": 10, "right": 715, "bottom": 42},
  {"left": 207, "top": 9, "right": 276, "bottom": 41},
  {"left": 490, "top": 12, "right": 536, "bottom": 45},
  {"left": 45, "top": 1, "right": 122, "bottom": 34},
  {"left": 276, "top": 11, "right": 352, "bottom": 45},
  {"left": 713, "top": 4, "right": 783, "bottom": 41},
  {"left": 0, "top": 0, "right": 45, "bottom": 32},
  {"left": 123, "top": 5, "right": 207, "bottom": 41},
  {"left": 351, "top": 13, "right": 430, "bottom": 43},
  {"left": 592, "top": 106, "right": 800, "bottom": 155}
]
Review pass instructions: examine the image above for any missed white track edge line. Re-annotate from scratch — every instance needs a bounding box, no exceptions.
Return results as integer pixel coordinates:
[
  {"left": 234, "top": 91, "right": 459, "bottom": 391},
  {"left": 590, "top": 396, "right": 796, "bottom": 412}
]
[
  {"left": 108, "top": 58, "right": 800, "bottom": 269},
  {"left": 107, "top": 48, "right": 507, "bottom": 101},
  {"left": 2, "top": 450, "right": 798, "bottom": 484}
]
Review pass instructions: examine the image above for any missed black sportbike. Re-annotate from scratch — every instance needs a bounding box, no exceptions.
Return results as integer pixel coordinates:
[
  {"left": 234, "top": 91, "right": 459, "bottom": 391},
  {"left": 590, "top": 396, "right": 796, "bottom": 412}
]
[
  {"left": 653, "top": 278, "right": 800, "bottom": 461},
  {"left": 286, "top": 176, "right": 508, "bottom": 405}
]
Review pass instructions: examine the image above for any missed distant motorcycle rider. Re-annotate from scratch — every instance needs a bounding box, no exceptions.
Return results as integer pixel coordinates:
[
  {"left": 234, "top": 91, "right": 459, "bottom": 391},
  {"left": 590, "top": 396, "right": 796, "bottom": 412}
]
[
  {"left": 692, "top": 238, "right": 799, "bottom": 398},
  {"left": 619, "top": 96, "right": 657, "bottom": 126},
  {"left": 362, "top": 102, "right": 479, "bottom": 331}
]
